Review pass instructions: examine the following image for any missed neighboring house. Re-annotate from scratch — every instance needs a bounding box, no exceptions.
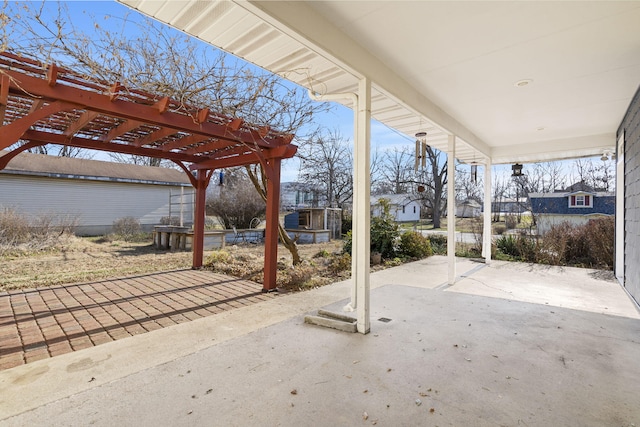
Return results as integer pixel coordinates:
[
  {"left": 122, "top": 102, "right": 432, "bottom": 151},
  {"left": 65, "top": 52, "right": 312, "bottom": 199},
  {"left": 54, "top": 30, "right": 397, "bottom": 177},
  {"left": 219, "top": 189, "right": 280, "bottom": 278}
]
[
  {"left": 0, "top": 151, "right": 193, "bottom": 235},
  {"left": 456, "top": 198, "right": 481, "bottom": 218},
  {"left": 280, "top": 182, "right": 317, "bottom": 210},
  {"left": 371, "top": 194, "right": 420, "bottom": 222},
  {"left": 491, "top": 197, "right": 528, "bottom": 215},
  {"left": 529, "top": 183, "right": 614, "bottom": 234}
]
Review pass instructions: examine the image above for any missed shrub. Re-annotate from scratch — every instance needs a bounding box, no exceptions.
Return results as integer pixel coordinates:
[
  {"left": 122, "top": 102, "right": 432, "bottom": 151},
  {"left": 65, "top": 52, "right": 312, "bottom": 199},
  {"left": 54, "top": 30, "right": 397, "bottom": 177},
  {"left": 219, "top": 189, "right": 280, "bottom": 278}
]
[
  {"left": 496, "top": 234, "right": 519, "bottom": 258},
  {"left": 112, "top": 216, "right": 141, "bottom": 241},
  {"left": 342, "top": 201, "right": 400, "bottom": 260},
  {"left": 341, "top": 215, "right": 352, "bottom": 235},
  {"left": 583, "top": 217, "right": 614, "bottom": 268},
  {"left": 278, "top": 263, "right": 316, "bottom": 289},
  {"left": 328, "top": 252, "right": 351, "bottom": 274},
  {"left": 384, "top": 257, "right": 403, "bottom": 267},
  {"left": 538, "top": 222, "right": 573, "bottom": 265},
  {"left": 370, "top": 215, "right": 399, "bottom": 259},
  {"left": 205, "top": 250, "right": 231, "bottom": 265},
  {"left": 515, "top": 234, "right": 537, "bottom": 262},
  {"left": 0, "top": 208, "right": 78, "bottom": 255},
  {"left": 0, "top": 208, "right": 30, "bottom": 245},
  {"left": 429, "top": 234, "right": 447, "bottom": 255},
  {"left": 494, "top": 224, "right": 506, "bottom": 235},
  {"left": 370, "top": 198, "right": 399, "bottom": 259},
  {"left": 540, "top": 218, "right": 614, "bottom": 268},
  {"left": 343, "top": 230, "right": 353, "bottom": 255},
  {"left": 206, "top": 172, "right": 265, "bottom": 229},
  {"left": 398, "top": 231, "right": 433, "bottom": 259},
  {"left": 29, "top": 212, "right": 78, "bottom": 238},
  {"left": 505, "top": 215, "right": 517, "bottom": 230},
  {"left": 313, "top": 249, "right": 331, "bottom": 258}
]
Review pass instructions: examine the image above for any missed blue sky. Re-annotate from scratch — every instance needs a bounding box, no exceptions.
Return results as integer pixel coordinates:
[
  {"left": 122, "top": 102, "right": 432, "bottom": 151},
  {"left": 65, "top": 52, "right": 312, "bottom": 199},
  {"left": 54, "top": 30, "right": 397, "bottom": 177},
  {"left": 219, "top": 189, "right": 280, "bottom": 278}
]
[{"left": 9, "top": 0, "right": 417, "bottom": 182}]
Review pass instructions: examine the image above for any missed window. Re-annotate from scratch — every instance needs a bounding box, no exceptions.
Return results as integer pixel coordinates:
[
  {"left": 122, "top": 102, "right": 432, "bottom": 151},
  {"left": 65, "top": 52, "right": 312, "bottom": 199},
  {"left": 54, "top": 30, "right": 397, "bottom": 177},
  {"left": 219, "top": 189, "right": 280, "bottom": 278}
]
[
  {"left": 402, "top": 206, "right": 406, "bottom": 214},
  {"left": 569, "top": 194, "right": 592, "bottom": 208},
  {"left": 413, "top": 206, "right": 416, "bottom": 214}
]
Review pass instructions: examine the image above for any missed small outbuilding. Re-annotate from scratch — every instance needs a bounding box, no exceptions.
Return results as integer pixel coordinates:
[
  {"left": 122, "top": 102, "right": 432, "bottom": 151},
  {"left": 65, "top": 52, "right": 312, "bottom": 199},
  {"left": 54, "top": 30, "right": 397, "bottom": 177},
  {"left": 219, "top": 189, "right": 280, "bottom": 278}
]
[
  {"left": 284, "top": 207, "right": 341, "bottom": 243},
  {"left": 0, "top": 151, "right": 193, "bottom": 235},
  {"left": 371, "top": 194, "right": 420, "bottom": 222},
  {"left": 456, "top": 198, "right": 482, "bottom": 218}
]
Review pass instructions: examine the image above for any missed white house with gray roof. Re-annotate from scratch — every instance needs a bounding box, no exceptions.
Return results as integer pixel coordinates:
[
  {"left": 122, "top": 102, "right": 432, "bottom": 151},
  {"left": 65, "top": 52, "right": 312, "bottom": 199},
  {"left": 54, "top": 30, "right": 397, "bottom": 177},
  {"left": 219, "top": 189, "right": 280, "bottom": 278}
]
[
  {"left": 371, "top": 194, "right": 420, "bottom": 222},
  {"left": 0, "top": 151, "right": 193, "bottom": 235}
]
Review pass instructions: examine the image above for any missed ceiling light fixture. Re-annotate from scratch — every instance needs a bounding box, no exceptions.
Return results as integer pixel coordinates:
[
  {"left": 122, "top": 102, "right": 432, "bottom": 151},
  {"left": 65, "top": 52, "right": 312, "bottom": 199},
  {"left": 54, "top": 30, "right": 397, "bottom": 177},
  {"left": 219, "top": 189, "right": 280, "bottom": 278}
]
[{"left": 511, "top": 163, "right": 524, "bottom": 177}]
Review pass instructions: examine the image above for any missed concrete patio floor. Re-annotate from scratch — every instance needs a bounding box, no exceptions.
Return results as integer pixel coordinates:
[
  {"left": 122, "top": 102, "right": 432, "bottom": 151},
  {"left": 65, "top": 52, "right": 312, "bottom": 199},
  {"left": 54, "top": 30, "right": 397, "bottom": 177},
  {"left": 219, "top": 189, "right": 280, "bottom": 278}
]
[{"left": 1, "top": 256, "right": 638, "bottom": 425}]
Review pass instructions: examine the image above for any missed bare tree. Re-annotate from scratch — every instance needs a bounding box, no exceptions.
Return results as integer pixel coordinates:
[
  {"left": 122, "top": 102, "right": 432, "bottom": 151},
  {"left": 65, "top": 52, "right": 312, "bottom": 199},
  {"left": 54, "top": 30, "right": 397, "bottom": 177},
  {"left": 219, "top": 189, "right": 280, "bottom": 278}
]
[
  {"left": 2, "top": 1, "right": 330, "bottom": 264},
  {"left": 570, "top": 158, "right": 614, "bottom": 191},
  {"left": 297, "top": 128, "right": 353, "bottom": 208},
  {"left": 492, "top": 171, "right": 510, "bottom": 222},
  {"left": 374, "top": 147, "right": 413, "bottom": 195},
  {"left": 206, "top": 169, "right": 265, "bottom": 229},
  {"left": 421, "top": 145, "right": 448, "bottom": 228},
  {"left": 455, "top": 164, "right": 483, "bottom": 203}
]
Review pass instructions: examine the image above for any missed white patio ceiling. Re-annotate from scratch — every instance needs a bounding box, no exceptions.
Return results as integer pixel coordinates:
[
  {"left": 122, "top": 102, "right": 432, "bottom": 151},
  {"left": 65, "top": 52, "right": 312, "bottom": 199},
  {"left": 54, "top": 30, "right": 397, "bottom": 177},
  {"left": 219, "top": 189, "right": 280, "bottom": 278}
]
[{"left": 119, "top": 1, "right": 640, "bottom": 165}]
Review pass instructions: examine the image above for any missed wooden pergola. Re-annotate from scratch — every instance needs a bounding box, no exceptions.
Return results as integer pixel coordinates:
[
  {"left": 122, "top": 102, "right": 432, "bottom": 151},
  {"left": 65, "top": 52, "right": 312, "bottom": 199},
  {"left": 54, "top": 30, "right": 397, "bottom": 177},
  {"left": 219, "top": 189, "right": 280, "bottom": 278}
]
[{"left": 0, "top": 52, "right": 296, "bottom": 291}]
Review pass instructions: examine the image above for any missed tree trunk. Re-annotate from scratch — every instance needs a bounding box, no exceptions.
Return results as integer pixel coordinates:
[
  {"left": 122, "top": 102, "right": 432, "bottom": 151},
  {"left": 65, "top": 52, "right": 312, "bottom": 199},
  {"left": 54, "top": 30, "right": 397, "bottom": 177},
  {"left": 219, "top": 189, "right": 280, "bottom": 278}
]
[
  {"left": 245, "top": 165, "right": 302, "bottom": 265},
  {"left": 432, "top": 198, "right": 442, "bottom": 229}
]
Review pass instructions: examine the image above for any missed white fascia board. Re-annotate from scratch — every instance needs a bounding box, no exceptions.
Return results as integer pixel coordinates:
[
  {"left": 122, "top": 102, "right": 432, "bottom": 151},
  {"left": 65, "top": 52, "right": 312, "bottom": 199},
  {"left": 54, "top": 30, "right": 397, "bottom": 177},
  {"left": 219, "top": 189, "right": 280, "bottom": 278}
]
[
  {"left": 490, "top": 133, "right": 616, "bottom": 164},
  {"left": 238, "top": 0, "right": 491, "bottom": 158}
]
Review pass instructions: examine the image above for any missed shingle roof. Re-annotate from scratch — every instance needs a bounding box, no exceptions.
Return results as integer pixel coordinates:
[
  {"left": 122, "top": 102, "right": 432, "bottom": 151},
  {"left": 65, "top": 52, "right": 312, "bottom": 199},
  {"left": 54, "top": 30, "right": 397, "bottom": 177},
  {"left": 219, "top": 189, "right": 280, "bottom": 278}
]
[
  {"left": 371, "top": 194, "right": 415, "bottom": 206},
  {"left": 0, "top": 151, "right": 192, "bottom": 186}
]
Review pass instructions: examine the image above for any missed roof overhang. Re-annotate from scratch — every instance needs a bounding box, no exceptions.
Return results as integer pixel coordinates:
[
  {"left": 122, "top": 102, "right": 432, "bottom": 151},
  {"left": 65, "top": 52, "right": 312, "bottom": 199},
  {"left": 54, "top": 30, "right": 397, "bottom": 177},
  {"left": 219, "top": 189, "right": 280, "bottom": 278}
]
[{"left": 118, "top": 0, "right": 640, "bottom": 165}]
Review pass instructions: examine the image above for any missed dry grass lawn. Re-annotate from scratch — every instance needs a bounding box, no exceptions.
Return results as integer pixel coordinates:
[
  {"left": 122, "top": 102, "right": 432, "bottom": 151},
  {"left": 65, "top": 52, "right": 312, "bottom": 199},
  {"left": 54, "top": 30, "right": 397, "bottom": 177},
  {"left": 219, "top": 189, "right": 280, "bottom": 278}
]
[{"left": 0, "top": 235, "right": 348, "bottom": 292}]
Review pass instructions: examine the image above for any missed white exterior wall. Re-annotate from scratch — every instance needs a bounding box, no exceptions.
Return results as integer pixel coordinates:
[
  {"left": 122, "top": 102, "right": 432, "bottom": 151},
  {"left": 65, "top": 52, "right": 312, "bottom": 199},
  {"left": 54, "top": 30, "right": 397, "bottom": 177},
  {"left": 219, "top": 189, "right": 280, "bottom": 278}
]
[
  {"left": 0, "top": 174, "right": 192, "bottom": 235},
  {"left": 536, "top": 214, "right": 611, "bottom": 235},
  {"left": 456, "top": 205, "right": 481, "bottom": 218},
  {"left": 372, "top": 202, "right": 420, "bottom": 222},
  {"left": 378, "top": 201, "right": 420, "bottom": 222}
]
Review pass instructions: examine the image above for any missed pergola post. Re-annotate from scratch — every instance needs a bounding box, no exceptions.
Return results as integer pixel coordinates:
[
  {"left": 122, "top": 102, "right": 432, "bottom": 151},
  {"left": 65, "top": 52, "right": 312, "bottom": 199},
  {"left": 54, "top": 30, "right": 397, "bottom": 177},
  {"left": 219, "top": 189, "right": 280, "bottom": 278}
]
[
  {"left": 483, "top": 161, "right": 492, "bottom": 265},
  {"left": 263, "top": 158, "right": 282, "bottom": 292},
  {"left": 447, "top": 135, "right": 456, "bottom": 285},
  {"left": 192, "top": 169, "right": 210, "bottom": 269}
]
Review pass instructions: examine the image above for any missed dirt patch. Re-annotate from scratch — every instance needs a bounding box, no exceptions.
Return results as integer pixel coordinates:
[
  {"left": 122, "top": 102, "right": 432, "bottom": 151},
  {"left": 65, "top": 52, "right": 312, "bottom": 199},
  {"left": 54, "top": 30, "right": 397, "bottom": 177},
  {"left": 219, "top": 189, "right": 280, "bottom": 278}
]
[{"left": 0, "top": 236, "right": 350, "bottom": 292}]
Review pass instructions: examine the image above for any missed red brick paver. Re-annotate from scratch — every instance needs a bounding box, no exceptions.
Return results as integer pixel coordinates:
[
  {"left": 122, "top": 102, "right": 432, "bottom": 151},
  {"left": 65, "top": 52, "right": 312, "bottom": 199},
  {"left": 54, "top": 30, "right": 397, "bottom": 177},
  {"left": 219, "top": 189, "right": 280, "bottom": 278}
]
[{"left": 0, "top": 270, "right": 275, "bottom": 371}]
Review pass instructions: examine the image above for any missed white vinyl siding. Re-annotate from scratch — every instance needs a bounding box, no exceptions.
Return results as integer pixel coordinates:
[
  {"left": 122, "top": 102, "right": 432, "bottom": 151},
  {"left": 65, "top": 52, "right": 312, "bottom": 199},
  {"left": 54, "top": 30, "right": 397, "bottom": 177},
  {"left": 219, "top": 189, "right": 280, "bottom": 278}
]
[{"left": 0, "top": 174, "right": 192, "bottom": 235}]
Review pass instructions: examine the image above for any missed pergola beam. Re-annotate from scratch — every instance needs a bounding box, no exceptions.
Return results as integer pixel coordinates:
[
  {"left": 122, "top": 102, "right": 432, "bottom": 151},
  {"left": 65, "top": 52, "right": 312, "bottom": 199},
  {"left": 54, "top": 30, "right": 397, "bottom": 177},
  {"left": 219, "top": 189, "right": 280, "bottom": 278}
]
[
  {"left": 0, "top": 74, "right": 9, "bottom": 125},
  {"left": 189, "top": 144, "right": 297, "bottom": 170},
  {"left": 64, "top": 111, "right": 100, "bottom": 137},
  {"left": 101, "top": 119, "right": 144, "bottom": 142},
  {"left": 159, "top": 134, "right": 210, "bottom": 152},
  {"left": 1, "top": 68, "right": 288, "bottom": 149}
]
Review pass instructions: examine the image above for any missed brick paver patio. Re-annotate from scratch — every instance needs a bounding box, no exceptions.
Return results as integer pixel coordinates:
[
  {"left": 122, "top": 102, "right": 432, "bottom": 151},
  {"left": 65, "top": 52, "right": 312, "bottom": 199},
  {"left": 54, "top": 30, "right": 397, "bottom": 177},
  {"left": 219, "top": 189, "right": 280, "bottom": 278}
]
[{"left": 0, "top": 269, "right": 275, "bottom": 371}]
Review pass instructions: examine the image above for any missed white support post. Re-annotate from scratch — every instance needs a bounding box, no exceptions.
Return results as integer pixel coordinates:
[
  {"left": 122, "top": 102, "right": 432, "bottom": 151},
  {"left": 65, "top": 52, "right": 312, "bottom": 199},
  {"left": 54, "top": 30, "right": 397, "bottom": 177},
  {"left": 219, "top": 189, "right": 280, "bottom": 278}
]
[
  {"left": 349, "top": 98, "right": 359, "bottom": 311},
  {"left": 307, "top": 89, "right": 361, "bottom": 312},
  {"left": 354, "top": 77, "right": 371, "bottom": 334},
  {"left": 483, "top": 161, "right": 492, "bottom": 265},
  {"left": 447, "top": 135, "right": 456, "bottom": 285}
]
